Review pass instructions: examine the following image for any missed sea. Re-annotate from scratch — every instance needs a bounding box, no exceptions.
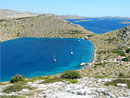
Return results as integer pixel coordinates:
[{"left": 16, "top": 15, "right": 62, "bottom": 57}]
[{"left": 66, "top": 18, "right": 130, "bottom": 34}]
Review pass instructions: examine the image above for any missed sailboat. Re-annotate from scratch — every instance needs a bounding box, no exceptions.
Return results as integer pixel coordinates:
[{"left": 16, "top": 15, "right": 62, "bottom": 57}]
[
  {"left": 70, "top": 48, "right": 74, "bottom": 55},
  {"left": 53, "top": 52, "right": 56, "bottom": 62}
]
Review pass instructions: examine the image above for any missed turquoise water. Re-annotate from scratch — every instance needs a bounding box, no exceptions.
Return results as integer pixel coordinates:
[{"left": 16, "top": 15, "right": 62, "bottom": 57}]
[
  {"left": 67, "top": 18, "right": 130, "bottom": 34},
  {"left": 0, "top": 37, "right": 94, "bottom": 82}
]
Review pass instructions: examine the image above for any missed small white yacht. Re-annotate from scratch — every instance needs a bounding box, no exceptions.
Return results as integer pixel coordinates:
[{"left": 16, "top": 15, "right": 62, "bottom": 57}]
[{"left": 53, "top": 58, "right": 56, "bottom": 62}]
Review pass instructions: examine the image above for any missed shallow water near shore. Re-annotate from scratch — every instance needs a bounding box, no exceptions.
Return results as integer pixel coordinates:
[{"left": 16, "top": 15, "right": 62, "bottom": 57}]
[
  {"left": 1, "top": 37, "right": 94, "bottom": 82},
  {"left": 67, "top": 18, "right": 130, "bottom": 34}
]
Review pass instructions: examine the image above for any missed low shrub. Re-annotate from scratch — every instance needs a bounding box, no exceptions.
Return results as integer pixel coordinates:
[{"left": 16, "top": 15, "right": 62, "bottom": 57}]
[
  {"left": 0, "top": 95, "right": 25, "bottom": 98},
  {"left": 3, "top": 82, "right": 35, "bottom": 93},
  {"left": 94, "top": 75, "right": 109, "bottom": 78},
  {"left": 119, "top": 73, "right": 124, "bottom": 77},
  {"left": 39, "top": 77, "right": 63, "bottom": 84},
  {"left": 27, "top": 76, "right": 50, "bottom": 82},
  {"left": 10, "top": 74, "right": 25, "bottom": 83},
  {"left": 122, "top": 57, "right": 130, "bottom": 62},
  {"left": 126, "top": 48, "right": 130, "bottom": 53},
  {"left": 0, "top": 82, "right": 9, "bottom": 86},
  {"left": 60, "top": 70, "right": 81, "bottom": 79},
  {"left": 104, "top": 79, "right": 130, "bottom": 89},
  {"left": 68, "top": 79, "right": 78, "bottom": 84}
]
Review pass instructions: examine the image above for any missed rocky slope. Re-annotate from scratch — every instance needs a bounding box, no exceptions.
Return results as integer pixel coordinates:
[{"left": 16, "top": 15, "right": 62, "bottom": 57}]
[
  {"left": 0, "top": 9, "right": 40, "bottom": 19},
  {"left": 118, "top": 25, "right": 130, "bottom": 46},
  {"left": 80, "top": 25, "right": 130, "bottom": 78},
  {"left": 0, "top": 77, "right": 130, "bottom": 98}
]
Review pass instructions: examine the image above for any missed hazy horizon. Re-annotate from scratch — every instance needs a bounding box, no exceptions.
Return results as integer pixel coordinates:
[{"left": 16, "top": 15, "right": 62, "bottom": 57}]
[{"left": 0, "top": 0, "right": 130, "bottom": 17}]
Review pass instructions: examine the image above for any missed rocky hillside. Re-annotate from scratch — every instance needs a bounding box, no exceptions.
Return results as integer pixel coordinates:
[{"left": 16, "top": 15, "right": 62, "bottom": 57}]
[
  {"left": 0, "top": 14, "right": 92, "bottom": 41},
  {"left": 0, "top": 9, "right": 40, "bottom": 19},
  {"left": 118, "top": 25, "right": 130, "bottom": 46}
]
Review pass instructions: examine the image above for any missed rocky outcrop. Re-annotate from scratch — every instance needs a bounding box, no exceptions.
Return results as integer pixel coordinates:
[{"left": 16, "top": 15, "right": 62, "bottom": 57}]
[{"left": 118, "top": 25, "right": 130, "bottom": 46}]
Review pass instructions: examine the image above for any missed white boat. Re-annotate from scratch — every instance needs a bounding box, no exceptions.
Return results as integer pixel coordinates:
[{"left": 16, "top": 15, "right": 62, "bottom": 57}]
[
  {"left": 70, "top": 51, "right": 73, "bottom": 55},
  {"left": 53, "top": 58, "right": 56, "bottom": 62}
]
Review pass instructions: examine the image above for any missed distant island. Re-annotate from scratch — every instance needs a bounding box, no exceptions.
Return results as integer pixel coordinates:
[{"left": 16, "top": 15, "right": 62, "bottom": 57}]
[
  {"left": 120, "top": 21, "right": 130, "bottom": 24},
  {"left": 74, "top": 19, "right": 93, "bottom": 22},
  {"left": 0, "top": 9, "right": 40, "bottom": 19}
]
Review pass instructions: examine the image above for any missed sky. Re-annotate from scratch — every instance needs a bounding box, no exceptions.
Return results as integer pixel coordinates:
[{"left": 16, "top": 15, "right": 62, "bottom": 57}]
[{"left": 0, "top": 0, "right": 130, "bottom": 17}]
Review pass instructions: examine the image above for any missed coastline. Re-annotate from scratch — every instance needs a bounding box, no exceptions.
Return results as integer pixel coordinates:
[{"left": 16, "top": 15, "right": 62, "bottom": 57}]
[{"left": 87, "top": 39, "right": 97, "bottom": 67}]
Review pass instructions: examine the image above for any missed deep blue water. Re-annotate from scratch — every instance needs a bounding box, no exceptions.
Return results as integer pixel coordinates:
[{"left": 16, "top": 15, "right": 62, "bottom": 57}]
[
  {"left": 0, "top": 37, "right": 94, "bottom": 82},
  {"left": 67, "top": 18, "right": 130, "bottom": 34}
]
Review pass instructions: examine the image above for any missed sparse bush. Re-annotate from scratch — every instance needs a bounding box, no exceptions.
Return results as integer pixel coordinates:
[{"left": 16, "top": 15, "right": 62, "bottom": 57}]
[
  {"left": 39, "top": 77, "right": 63, "bottom": 84},
  {"left": 122, "top": 57, "right": 130, "bottom": 62},
  {"left": 104, "top": 79, "right": 130, "bottom": 89},
  {"left": 3, "top": 82, "right": 35, "bottom": 93},
  {"left": 17, "top": 32, "right": 21, "bottom": 37},
  {"left": 68, "top": 79, "right": 78, "bottom": 84},
  {"left": 10, "top": 74, "right": 25, "bottom": 83},
  {"left": 126, "top": 48, "right": 130, "bottom": 53},
  {"left": 119, "top": 72, "right": 124, "bottom": 77},
  {"left": 60, "top": 70, "right": 81, "bottom": 79},
  {"left": 87, "top": 34, "right": 93, "bottom": 37},
  {"left": 0, "top": 95, "right": 25, "bottom": 98}
]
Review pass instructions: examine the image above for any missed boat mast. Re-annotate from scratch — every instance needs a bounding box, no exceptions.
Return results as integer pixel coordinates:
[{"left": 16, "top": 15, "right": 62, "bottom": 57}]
[
  {"left": 53, "top": 51, "right": 56, "bottom": 62},
  {"left": 70, "top": 47, "right": 73, "bottom": 55}
]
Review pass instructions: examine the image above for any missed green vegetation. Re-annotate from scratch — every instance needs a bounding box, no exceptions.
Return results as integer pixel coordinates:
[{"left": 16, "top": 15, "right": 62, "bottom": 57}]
[
  {"left": 17, "top": 32, "right": 21, "bottom": 37},
  {"left": 38, "top": 71, "right": 80, "bottom": 84},
  {"left": 118, "top": 73, "right": 130, "bottom": 78},
  {"left": 60, "top": 70, "right": 81, "bottom": 79},
  {"left": 104, "top": 79, "right": 130, "bottom": 89},
  {"left": 122, "top": 56, "right": 130, "bottom": 62},
  {"left": 70, "top": 30, "right": 82, "bottom": 34},
  {"left": 126, "top": 48, "right": 130, "bottom": 53},
  {"left": 119, "top": 72, "right": 124, "bottom": 77},
  {"left": 0, "top": 95, "right": 25, "bottom": 98},
  {"left": 10, "top": 74, "right": 25, "bottom": 83},
  {"left": 39, "top": 77, "right": 63, "bottom": 84},
  {"left": 0, "top": 82, "right": 9, "bottom": 86},
  {"left": 27, "top": 76, "right": 50, "bottom": 82},
  {"left": 94, "top": 75, "right": 109, "bottom": 78},
  {"left": 3, "top": 82, "right": 35, "bottom": 93},
  {"left": 94, "top": 62, "right": 107, "bottom": 67},
  {"left": 107, "top": 38, "right": 116, "bottom": 43},
  {"left": 87, "top": 34, "right": 93, "bottom": 37},
  {"left": 112, "top": 49, "right": 126, "bottom": 56},
  {"left": 0, "top": 19, "right": 7, "bottom": 23},
  {"left": 67, "top": 79, "right": 78, "bottom": 84},
  {"left": 39, "top": 76, "right": 78, "bottom": 84}
]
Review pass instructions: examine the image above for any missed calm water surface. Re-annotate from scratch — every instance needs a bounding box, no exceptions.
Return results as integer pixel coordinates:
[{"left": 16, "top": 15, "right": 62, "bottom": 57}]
[{"left": 67, "top": 18, "right": 130, "bottom": 34}]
